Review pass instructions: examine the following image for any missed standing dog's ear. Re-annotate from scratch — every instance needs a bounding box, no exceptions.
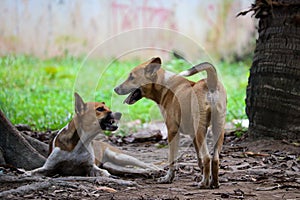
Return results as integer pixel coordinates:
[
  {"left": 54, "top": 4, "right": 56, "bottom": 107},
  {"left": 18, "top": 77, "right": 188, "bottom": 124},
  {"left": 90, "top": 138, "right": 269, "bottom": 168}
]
[
  {"left": 74, "top": 92, "right": 87, "bottom": 115},
  {"left": 145, "top": 57, "right": 161, "bottom": 79}
]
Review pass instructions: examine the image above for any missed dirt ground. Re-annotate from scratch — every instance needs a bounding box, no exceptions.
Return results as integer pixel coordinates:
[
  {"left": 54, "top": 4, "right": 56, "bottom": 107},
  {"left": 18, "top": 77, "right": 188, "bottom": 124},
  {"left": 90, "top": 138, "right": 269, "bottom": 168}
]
[{"left": 0, "top": 127, "right": 299, "bottom": 200}]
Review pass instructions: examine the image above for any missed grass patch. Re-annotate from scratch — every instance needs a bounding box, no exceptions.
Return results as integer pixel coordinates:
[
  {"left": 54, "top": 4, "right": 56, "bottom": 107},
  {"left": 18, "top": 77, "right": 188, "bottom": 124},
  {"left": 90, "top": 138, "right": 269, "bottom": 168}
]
[{"left": 0, "top": 55, "right": 249, "bottom": 131}]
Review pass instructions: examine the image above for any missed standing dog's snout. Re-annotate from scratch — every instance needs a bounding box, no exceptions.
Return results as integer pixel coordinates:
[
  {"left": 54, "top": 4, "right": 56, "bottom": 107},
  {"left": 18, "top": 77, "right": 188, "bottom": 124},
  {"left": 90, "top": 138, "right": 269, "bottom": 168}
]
[
  {"left": 114, "top": 86, "right": 126, "bottom": 95},
  {"left": 114, "top": 86, "right": 121, "bottom": 94}
]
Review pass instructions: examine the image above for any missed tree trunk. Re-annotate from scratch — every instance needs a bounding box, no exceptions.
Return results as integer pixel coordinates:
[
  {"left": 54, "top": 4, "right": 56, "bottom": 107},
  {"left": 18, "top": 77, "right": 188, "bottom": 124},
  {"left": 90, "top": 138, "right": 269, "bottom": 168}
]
[
  {"left": 246, "top": 0, "right": 300, "bottom": 139},
  {"left": 0, "top": 110, "right": 46, "bottom": 170}
]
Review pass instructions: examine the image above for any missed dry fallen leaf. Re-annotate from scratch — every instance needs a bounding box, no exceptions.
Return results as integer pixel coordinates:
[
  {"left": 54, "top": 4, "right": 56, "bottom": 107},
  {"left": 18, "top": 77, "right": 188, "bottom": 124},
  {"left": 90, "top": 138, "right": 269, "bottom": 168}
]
[
  {"left": 95, "top": 186, "right": 117, "bottom": 193},
  {"left": 244, "top": 151, "right": 270, "bottom": 157}
]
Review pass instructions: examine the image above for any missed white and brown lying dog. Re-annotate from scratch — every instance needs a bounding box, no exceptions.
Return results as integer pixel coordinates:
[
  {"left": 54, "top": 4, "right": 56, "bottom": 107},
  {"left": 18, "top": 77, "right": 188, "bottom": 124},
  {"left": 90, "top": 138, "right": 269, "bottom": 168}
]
[
  {"left": 29, "top": 93, "right": 159, "bottom": 177},
  {"left": 114, "top": 57, "right": 227, "bottom": 188}
]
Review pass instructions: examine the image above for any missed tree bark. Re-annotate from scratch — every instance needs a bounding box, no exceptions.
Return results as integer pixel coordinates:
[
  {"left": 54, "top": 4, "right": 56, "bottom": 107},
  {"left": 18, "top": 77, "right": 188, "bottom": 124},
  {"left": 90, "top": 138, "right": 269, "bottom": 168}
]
[
  {"left": 0, "top": 110, "right": 46, "bottom": 169},
  {"left": 246, "top": 0, "right": 300, "bottom": 139},
  {"left": 21, "top": 133, "right": 49, "bottom": 158}
]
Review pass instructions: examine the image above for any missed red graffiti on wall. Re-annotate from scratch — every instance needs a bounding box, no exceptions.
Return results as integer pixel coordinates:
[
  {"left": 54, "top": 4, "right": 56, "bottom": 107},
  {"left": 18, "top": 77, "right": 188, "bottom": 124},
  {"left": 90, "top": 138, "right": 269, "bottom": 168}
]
[{"left": 111, "top": 0, "right": 177, "bottom": 34}]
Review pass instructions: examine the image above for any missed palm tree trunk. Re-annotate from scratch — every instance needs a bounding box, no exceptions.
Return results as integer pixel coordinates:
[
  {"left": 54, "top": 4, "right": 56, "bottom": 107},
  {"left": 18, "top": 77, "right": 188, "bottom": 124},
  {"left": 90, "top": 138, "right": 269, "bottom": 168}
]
[{"left": 246, "top": 0, "right": 300, "bottom": 139}]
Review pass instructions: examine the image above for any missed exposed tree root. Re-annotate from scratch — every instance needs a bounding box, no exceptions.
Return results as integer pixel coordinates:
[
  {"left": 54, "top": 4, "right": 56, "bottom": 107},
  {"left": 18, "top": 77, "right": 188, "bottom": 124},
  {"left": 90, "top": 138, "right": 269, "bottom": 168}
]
[{"left": 0, "top": 174, "right": 139, "bottom": 198}]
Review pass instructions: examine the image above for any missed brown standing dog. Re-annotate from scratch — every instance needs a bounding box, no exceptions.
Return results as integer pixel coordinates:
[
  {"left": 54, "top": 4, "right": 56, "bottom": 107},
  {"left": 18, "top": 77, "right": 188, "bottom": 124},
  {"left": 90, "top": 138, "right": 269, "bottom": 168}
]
[{"left": 114, "top": 57, "right": 226, "bottom": 188}]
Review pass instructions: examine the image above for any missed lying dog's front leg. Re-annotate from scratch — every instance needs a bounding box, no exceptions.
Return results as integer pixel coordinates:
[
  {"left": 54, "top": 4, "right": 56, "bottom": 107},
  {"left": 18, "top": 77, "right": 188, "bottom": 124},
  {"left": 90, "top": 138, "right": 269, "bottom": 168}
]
[
  {"left": 26, "top": 150, "right": 60, "bottom": 177},
  {"left": 158, "top": 131, "right": 179, "bottom": 183},
  {"left": 26, "top": 167, "right": 49, "bottom": 176}
]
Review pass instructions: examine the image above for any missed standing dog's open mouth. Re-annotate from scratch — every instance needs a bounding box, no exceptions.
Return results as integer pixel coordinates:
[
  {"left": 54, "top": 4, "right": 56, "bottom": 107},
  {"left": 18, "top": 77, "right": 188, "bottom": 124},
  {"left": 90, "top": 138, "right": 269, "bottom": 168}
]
[
  {"left": 100, "top": 113, "right": 121, "bottom": 131},
  {"left": 123, "top": 88, "right": 142, "bottom": 105}
]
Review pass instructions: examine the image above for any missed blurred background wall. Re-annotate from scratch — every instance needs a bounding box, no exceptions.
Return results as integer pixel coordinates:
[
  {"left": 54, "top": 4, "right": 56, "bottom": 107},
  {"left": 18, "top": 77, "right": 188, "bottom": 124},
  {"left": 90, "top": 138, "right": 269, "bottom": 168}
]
[{"left": 0, "top": 0, "right": 255, "bottom": 61}]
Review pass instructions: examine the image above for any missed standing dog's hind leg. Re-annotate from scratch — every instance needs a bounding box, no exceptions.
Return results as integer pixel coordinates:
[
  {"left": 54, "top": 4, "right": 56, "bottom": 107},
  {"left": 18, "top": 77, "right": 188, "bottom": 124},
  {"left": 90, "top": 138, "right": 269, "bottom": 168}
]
[
  {"left": 195, "top": 128, "right": 211, "bottom": 189},
  {"left": 210, "top": 105, "right": 225, "bottom": 188},
  {"left": 210, "top": 128, "right": 224, "bottom": 188},
  {"left": 193, "top": 137, "right": 203, "bottom": 173},
  {"left": 158, "top": 130, "right": 179, "bottom": 183}
]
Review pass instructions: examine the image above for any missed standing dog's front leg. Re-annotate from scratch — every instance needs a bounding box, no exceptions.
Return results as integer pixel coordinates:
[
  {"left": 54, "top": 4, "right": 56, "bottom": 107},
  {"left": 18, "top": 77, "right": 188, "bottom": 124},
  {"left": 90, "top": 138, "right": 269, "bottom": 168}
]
[{"left": 158, "top": 130, "right": 179, "bottom": 183}]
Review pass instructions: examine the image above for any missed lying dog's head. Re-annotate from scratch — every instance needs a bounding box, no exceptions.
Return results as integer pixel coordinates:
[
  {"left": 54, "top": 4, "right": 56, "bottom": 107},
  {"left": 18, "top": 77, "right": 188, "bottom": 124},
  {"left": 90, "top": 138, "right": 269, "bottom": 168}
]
[
  {"left": 74, "top": 93, "right": 122, "bottom": 134},
  {"left": 114, "top": 57, "right": 162, "bottom": 104}
]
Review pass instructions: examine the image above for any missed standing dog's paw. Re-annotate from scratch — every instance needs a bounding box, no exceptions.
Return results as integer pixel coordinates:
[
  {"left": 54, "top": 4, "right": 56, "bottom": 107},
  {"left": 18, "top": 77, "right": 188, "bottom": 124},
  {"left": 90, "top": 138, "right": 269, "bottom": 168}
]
[
  {"left": 157, "top": 175, "right": 172, "bottom": 184},
  {"left": 197, "top": 181, "right": 210, "bottom": 189},
  {"left": 157, "top": 170, "right": 175, "bottom": 184},
  {"left": 210, "top": 180, "right": 220, "bottom": 189},
  {"left": 197, "top": 177, "right": 212, "bottom": 189}
]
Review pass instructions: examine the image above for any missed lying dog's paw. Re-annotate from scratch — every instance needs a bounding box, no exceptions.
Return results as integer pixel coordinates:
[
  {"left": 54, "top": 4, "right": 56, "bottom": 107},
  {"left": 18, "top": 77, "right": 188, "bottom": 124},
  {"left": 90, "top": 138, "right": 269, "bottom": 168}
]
[
  {"left": 24, "top": 167, "right": 47, "bottom": 177},
  {"left": 90, "top": 166, "right": 111, "bottom": 177},
  {"left": 22, "top": 170, "right": 33, "bottom": 177},
  {"left": 148, "top": 164, "right": 163, "bottom": 171}
]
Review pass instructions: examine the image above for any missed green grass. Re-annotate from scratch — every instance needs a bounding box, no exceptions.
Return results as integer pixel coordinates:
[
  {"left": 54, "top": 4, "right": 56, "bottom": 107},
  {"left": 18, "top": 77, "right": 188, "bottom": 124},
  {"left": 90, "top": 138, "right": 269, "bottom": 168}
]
[{"left": 0, "top": 55, "right": 249, "bottom": 131}]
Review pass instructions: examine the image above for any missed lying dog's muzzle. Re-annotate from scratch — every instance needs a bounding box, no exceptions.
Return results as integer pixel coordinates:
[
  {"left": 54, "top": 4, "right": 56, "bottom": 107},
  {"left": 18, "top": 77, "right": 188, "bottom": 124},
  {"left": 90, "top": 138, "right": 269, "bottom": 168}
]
[{"left": 100, "top": 112, "right": 122, "bottom": 131}]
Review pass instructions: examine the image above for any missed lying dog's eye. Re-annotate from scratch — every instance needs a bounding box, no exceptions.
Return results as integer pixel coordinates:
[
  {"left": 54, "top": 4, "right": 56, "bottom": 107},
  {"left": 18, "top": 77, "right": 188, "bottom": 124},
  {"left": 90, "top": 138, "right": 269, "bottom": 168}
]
[
  {"left": 96, "top": 107, "right": 105, "bottom": 112},
  {"left": 128, "top": 73, "right": 134, "bottom": 81}
]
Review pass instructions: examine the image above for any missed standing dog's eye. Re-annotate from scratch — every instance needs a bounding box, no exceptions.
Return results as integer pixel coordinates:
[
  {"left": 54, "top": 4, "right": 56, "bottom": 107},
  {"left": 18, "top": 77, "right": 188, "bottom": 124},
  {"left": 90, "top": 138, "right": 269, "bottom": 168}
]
[{"left": 96, "top": 107, "right": 105, "bottom": 112}]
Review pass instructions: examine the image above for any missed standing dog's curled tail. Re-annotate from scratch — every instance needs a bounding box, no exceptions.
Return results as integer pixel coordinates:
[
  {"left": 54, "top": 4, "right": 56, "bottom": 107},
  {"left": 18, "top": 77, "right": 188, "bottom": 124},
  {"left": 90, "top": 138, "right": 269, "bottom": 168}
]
[
  {"left": 179, "top": 62, "right": 223, "bottom": 151},
  {"left": 179, "top": 62, "right": 219, "bottom": 105}
]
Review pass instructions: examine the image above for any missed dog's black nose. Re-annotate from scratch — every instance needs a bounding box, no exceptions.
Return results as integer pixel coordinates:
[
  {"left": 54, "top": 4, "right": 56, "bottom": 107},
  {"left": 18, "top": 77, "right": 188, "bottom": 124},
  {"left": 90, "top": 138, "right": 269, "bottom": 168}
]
[
  {"left": 113, "top": 112, "right": 122, "bottom": 120},
  {"left": 114, "top": 87, "right": 120, "bottom": 94}
]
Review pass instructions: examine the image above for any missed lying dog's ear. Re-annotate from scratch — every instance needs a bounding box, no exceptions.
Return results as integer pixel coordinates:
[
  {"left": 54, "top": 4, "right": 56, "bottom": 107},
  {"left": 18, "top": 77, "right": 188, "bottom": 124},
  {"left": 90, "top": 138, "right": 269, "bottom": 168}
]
[
  {"left": 149, "top": 57, "right": 161, "bottom": 65},
  {"left": 74, "top": 92, "right": 87, "bottom": 115},
  {"left": 145, "top": 57, "right": 161, "bottom": 78}
]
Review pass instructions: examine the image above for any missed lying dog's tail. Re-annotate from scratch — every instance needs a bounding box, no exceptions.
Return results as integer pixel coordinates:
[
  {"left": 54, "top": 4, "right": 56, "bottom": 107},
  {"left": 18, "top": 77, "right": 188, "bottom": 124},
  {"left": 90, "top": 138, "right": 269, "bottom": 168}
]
[{"left": 178, "top": 62, "right": 218, "bottom": 92}]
